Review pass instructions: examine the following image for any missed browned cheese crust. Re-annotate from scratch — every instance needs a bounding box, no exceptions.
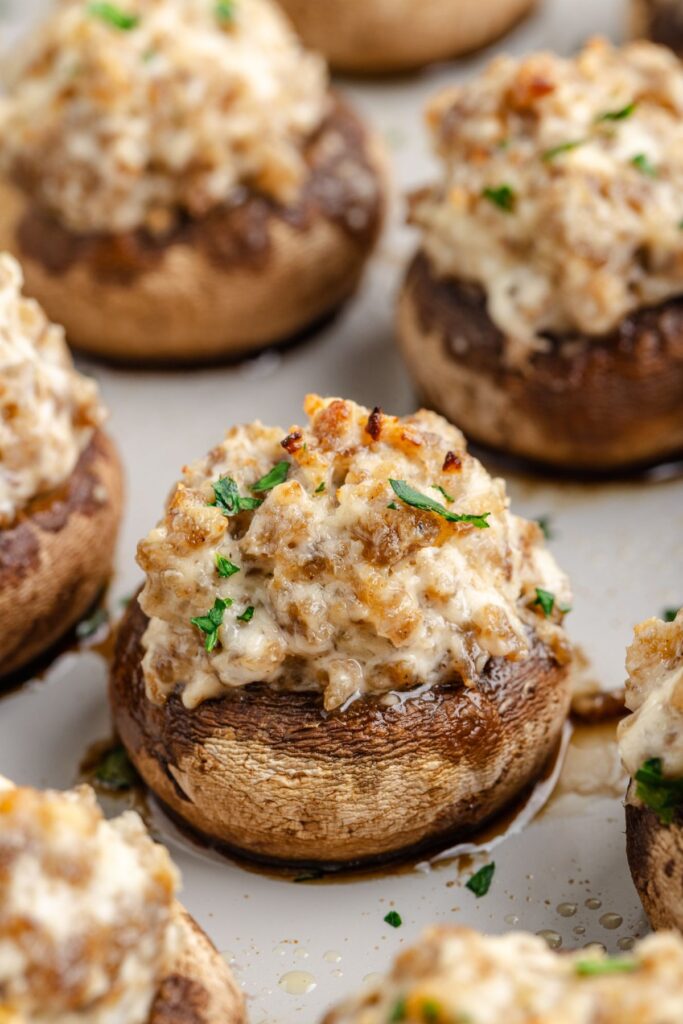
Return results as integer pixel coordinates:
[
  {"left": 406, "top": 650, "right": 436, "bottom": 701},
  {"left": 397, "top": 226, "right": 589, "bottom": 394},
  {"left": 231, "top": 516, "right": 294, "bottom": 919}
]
[
  {"left": 111, "top": 596, "right": 571, "bottom": 867},
  {"left": 277, "top": 0, "right": 536, "bottom": 74},
  {"left": 0, "top": 430, "right": 123, "bottom": 679},
  {"left": 397, "top": 252, "right": 683, "bottom": 472},
  {"left": 626, "top": 781, "right": 683, "bottom": 932},
  {"left": 0, "top": 97, "right": 385, "bottom": 365},
  {"left": 631, "top": 0, "right": 683, "bottom": 54},
  {"left": 151, "top": 903, "right": 245, "bottom": 1024}
]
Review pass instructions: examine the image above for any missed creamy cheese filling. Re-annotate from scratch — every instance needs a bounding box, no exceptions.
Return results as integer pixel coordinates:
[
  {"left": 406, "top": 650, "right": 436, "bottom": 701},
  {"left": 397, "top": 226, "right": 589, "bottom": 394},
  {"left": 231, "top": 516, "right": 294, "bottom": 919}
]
[
  {"left": 0, "top": 782, "right": 179, "bottom": 1024},
  {"left": 411, "top": 38, "right": 683, "bottom": 358},
  {"left": 619, "top": 610, "right": 683, "bottom": 778},
  {"left": 0, "top": 253, "right": 104, "bottom": 526},
  {"left": 328, "top": 926, "right": 683, "bottom": 1024},
  {"left": 0, "top": 0, "right": 329, "bottom": 234},
  {"left": 138, "top": 395, "right": 571, "bottom": 712}
]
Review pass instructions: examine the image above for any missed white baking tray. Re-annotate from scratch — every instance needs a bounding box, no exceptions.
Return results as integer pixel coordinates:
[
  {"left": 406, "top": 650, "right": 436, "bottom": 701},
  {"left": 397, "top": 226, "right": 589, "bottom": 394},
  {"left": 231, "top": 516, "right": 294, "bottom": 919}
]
[{"left": 1, "top": 0, "right": 682, "bottom": 1021}]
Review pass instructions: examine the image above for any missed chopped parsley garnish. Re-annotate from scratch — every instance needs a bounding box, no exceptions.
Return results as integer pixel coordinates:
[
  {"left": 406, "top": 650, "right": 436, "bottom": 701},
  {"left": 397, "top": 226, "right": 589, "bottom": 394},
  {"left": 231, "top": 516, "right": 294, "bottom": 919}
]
[
  {"left": 596, "top": 102, "right": 636, "bottom": 122},
  {"left": 389, "top": 480, "right": 490, "bottom": 529},
  {"left": 211, "top": 476, "right": 262, "bottom": 516},
  {"left": 251, "top": 460, "right": 290, "bottom": 493},
  {"left": 215, "top": 0, "right": 236, "bottom": 22},
  {"left": 532, "top": 587, "right": 556, "bottom": 618},
  {"left": 215, "top": 553, "right": 240, "bottom": 578},
  {"left": 87, "top": 2, "right": 139, "bottom": 29},
  {"left": 315, "top": 482, "right": 326, "bottom": 494},
  {"left": 542, "top": 139, "right": 584, "bottom": 162},
  {"left": 191, "top": 596, "right": 232, "bottom": 652},
  {"left": 664, "top": 607, "right": 680, "bottom": 622},
  {"left": 384, "top": 910, "right": 402, "bottom": 928},
  {"left": 631, "top": 153, "right": 657, "bottom": 177},
  {"left": 635, "top": 757, "right": 683, "bottom": 824},
  {"left": 76, "top": 605, "right": 109, "bottom": 640},
  {"left": 421, "top": 1000, "right": 442, "bottom": 1024},
  {"left": 389, "top": 998, "right": 407, "bottom": 1023},
  {"left": 482, "top": 184, "right": 516, "bottom": 213},
  {"left": 466, "top": 862, "right": 495, "bottom": 897},
  {"left": 575, "top": 957, "right": 638, "bottom": 977},
  {"left": 237, "top": 606, "right": 255, "bottom": 623},
  {"left": 433, "top": 484, "right": 454, "bottom": 503},
  {"left": 536, "top": 515, "right": 553, "bottom": 540},
  {"left": 93, "top": 744, "right": 138, "bottom": 791},
  {"left": 293, "top": 868, "right": 324, "bottom": 883}
]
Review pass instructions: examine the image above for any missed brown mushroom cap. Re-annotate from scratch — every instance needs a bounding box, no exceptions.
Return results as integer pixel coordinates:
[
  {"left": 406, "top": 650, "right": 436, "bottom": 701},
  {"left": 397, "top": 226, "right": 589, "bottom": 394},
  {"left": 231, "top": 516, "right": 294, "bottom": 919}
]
[
  {"left": 152, "top": 903, "right": 245, "bottom": 1024},
  {"left": 0, "top": 429, "right": 123, "bottom": 680},
  {"left": 0, "top": 97, "right": 385, "bottom": 365},
  {"left": 397, "top": 252, "right": 683, "bottom": 472},
  {"left": 277, "top": 0, "right": 536, "bottom": 74},
  {"left": 625, "top": 782, "right": 683, "bottom": 931},
  {"left": 111, "top": 597, "right": 571, "bottom": 868},
  {"left": 631, "top": 0, "right": 683, "bottom": 54}
]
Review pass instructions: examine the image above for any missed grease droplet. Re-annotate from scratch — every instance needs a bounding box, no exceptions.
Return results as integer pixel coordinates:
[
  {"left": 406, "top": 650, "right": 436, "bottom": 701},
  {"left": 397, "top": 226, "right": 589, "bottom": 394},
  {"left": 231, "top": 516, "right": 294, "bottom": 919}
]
[
  {"left": 324, "top": 951, "right": 342, "bottom": 963},
  {"left": 599, "top": 913, "right": 623, "bottom": 930},
  {"left": 557, "top": 903, "right": 577, "bottom": 918},
  {"left": 221, "top": 951, "right": 236, "bottom": 964},
  {"left": 332, "top": 969, "right": 343, "bottom": 978},
  {"left": 278, "top": 971, "right": 317, "bottom": 996},
  {"left": 585, "top": 898, "right": 602, "bottom": 910},
  {"left": 364, "top": 973, "right": 383, "bottom": 985},
  {"left": 618, "top": 937, "right": 636, "bottom": 951},
  {"left": 295, "top": 948, "right": 310, "bottom": 961},
  {"left": 573, "top": 925, "right": 586, "bottom": 937},
  {"left": 504, "top": 914, "right": 520, "bottom": 926},
  {"left": 537, "top": 930, "right": 562, "bottom": 950}
]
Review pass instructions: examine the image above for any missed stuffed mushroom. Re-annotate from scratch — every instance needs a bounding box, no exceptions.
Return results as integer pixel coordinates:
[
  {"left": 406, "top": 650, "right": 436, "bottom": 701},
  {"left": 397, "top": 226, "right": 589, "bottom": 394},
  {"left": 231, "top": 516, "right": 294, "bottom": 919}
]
[
  {"left": 398, "top": 39, "right": 683, "bottom": 472},
  {"left": 0, "top": 252, "right": 122, "bottom": 680},
  {"left": 620, "top": 609, "right": 683, "bottom": 930},
  {"left": 275, "top": 0, "right": 536, "bottom": 75},
  {"left": 0, "top": 777, "right": 244, "bottom": 1023},
  {"left": 111, "top": 395, "right": 572, "bottom": 867},
  {"left": 323, "top": 925, "right": 683, "bottom": 1024},
  {"left": 0, "top": 0, "right": 384, "bottom": 365}
]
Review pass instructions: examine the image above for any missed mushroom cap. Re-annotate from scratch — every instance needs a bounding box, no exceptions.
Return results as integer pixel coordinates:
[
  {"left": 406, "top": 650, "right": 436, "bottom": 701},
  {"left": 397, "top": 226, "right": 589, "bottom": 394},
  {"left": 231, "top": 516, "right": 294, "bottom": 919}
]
[
  {"left": 397, "top": 252, "right": 683, "bottom": 472},
  {"left": 0, "top": 97, "right": 385, "bottom": 365},
  {"left": 152, "top": 903, "right": 245, "bottom": 1024},
  {"left": 626, "top": 781, "right": 683, "bottom": 931},
  {"left": 111, "top": 597, "right": 571, "bottom": 867},
  {"left": 0, "top": 429, "right": 123, "bottom": 680},
  {"left": 277, "top": 0, "right": 536, "bottom": 73}
]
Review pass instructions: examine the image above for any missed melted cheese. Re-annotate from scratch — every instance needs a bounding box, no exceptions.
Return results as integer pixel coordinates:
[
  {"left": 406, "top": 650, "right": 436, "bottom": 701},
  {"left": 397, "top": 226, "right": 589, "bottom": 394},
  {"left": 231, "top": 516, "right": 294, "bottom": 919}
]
[
  {"left": 0, "top": 0, "right": 328, "bottom": 234},
  {"left": 329, "top": 926, "right": 683, "bottom": 1024},
  {"left": 0, "top": 253, "right": 104, "bottom": 526},
  {"left": 411, "top": 38, "right": 683, "bottom": 357},
  {"left": 0, "top": 783, "right": 178, "bottom": 1024},
  {"left": 138, "top": 395, "right": 571, "bottom": 711},
  {"left": 619, "top": 610, "right": 683, "bottom": 777}
]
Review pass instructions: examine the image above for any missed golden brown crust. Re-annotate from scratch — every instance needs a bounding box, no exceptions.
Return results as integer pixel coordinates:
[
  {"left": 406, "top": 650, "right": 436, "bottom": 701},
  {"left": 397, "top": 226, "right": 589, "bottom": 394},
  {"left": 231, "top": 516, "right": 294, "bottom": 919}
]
[
  {"left": 151, "top": 904, "right": 245, "bottom": 1024},
  {"left": 0, "top": 430, "right": 123, "bottom": 680},
  {"left": 0, "top": 97, "right": 384, "bottom": 365},
  {"left": 625, "top": 783, "right": 683, "bottom": 932},
  {"left": 111, "top": 597, "right": 571, "bottom": 867},
  {"left": 397, "top": 252, "right": 683, "bottom": 472},
  {"left": 278, "top": 0, "right": 536, "bottom": 73}
]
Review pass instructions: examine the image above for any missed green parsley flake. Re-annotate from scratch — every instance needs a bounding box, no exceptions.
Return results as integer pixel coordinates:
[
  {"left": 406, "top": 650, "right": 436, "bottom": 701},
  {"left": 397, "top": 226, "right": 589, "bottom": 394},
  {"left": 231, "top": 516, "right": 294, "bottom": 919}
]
[
  {"left": 251, "top": 460, "right": 290, "bottom": 493},
  {"left": 76, "top": 605, "right": 109, "bottom": 640},
  {"left": 384, "top": 910, "right": 402, "bottom": 928},
  {"left": 433, "top": 484, "right": 454, "bottom": 503},
  {"left": 191, "top": 596, "right": 232, "bottom": 652},
  {"left": 315, "top": 482, "right": 326, "bottom": 494},
  {"left": 664, "top": 607, "right": 681, "bottom": 622},
  {"left": 466, "top": 862, "right": 495, "bottom": 897},
  {"left": 389, "top": 998, "right": 407, "bottom": 1023},
  {"left": 596, "top": 101, "right": 636, "bottom": 122},
  {"left": 389, "top": 480, "right": 490, "bottom": 529},
  {"left": 237, "top": 606, "right": 255, "bottom": 623},
  {"left": 575, "top": 957, "right": 639, "bottom": 977},
  {"left": 215, "top": 0, "right": 236, "bottom": 22},
  {"left": 533, "top": 587, "right": 555, "bottom": 618},
  {"left": 387, "top": 502, "right": 399, "bottom": 510},
  {"left": 87, "top": 2, "right": 139, "bottom": 29},
  {"left": 542, "top": 139, "right": 584, "bottom": 162},
  {"left": 211, "top": 476, "right": 262, "bottom": 516},
  {"left": 635, "top": 757, "right": 683, "bottom": 824},
  {"left": 536, "top": 515, "right": 553, "bottom": 540},
  {"left": 482, "top": 184, "right": 516, "bottom": 213},
  {"left": 215, "top": 553, "right": 240, "bottom": 578},
  {"left": 420, "top": 1000, "right": 441, "bottom": 1024},
  {"left": 631, "top": 153, "right": 657, "bottom": 177},
  {"left": 93, "top": 744, "right": 138, "bottom": 791}
]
